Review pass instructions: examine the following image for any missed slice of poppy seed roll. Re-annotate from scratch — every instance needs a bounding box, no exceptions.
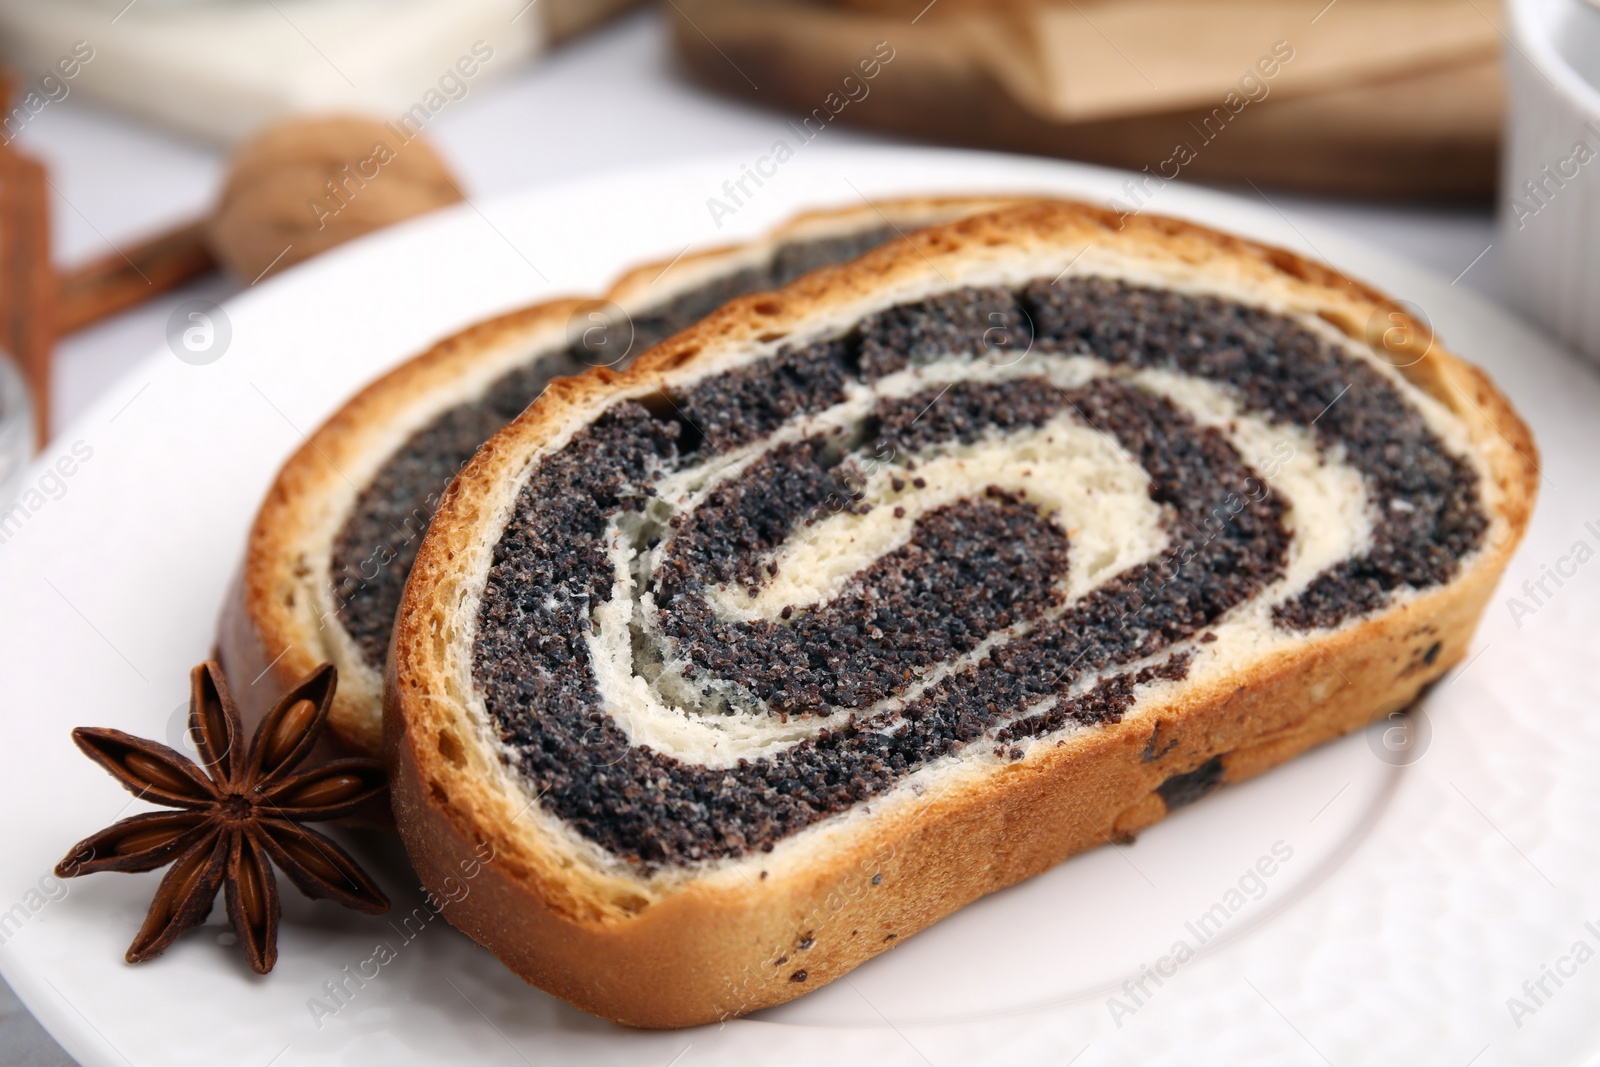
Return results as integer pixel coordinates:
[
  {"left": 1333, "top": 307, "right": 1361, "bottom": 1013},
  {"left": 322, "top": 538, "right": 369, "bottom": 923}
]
[
  {"left": 387, "top": 198, "right": 1537, "bottom": 1028},
  {"left": 218, "top": 197, "right": 1024, "bottom": 756}
]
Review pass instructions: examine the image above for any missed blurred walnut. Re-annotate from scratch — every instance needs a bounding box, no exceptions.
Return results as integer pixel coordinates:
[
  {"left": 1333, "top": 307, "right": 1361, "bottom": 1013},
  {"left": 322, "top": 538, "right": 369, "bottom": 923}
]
[{"left": 209, "top": 115, "right": 462, "bottom": 283}]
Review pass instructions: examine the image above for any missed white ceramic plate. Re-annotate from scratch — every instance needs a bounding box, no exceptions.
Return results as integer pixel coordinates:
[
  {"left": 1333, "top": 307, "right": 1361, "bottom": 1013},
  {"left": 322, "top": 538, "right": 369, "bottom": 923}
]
[{"left": 1, "top": 148, "right": 1597, "bottom": 1067}]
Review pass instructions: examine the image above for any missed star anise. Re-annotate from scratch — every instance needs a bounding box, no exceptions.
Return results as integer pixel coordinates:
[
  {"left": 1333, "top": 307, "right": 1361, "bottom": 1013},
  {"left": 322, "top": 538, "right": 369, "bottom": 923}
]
[{"left": 55, "top": 660, "right": 389, "bottom": 974}]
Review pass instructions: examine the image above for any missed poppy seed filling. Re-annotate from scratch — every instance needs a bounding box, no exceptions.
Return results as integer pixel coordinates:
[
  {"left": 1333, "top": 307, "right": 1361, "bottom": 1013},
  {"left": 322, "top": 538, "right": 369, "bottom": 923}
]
[
  {"left": 471, "top": 277, "right": 1487, "bottom": 867},
  {"left": 328, "top": 228, "right": 899, "bottom": 669}
]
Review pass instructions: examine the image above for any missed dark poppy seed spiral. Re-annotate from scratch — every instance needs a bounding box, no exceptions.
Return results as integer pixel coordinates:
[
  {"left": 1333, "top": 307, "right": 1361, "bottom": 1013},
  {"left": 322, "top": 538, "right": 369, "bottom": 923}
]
[{"left": 470, "top": 277, "right": 1486, "bottom": 867}]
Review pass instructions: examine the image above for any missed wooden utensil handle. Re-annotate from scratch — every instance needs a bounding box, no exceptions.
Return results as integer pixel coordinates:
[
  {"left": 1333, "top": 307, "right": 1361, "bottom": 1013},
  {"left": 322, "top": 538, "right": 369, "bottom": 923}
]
[
  {"left": 0, "top": 144, "right": 53, "bottom": 445},
  {"left": 56, "top": 218, "right": 216, "bottom": 335}
]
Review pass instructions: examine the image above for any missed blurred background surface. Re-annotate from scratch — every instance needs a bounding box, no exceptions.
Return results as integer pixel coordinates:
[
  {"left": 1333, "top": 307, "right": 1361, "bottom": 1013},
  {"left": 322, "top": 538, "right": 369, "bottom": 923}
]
[{"left": 1, "top": 4, "right": 1516, "bottom": 438}]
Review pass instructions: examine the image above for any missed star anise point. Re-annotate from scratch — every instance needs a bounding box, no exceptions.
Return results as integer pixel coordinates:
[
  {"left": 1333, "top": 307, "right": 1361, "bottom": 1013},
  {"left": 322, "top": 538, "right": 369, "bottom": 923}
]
[{"left": 57, "top": 661, "right": 389, "bottom": 974}]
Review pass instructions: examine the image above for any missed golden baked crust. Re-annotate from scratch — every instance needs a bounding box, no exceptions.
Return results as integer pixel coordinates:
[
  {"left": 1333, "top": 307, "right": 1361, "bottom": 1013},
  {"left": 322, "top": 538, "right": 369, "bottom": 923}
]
[
  {"left": 386, "top": 197, "right": 1537, "bottom": 1029},
  {"left": 217, "top": 196, "right": 1031, "bottom": 754}
]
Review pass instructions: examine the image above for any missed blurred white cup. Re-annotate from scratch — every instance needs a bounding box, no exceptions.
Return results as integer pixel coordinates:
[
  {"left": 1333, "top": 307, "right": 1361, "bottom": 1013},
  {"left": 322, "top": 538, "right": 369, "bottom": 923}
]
[{"left": 1503, "top": 0, "right": 1600, "bottom": 367}]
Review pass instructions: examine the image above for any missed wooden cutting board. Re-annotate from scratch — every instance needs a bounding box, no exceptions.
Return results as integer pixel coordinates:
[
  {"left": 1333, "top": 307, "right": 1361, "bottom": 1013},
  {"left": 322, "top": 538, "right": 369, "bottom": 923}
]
[{"left": 667, "top": 0, "right": 1502, "bottom": 199}]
